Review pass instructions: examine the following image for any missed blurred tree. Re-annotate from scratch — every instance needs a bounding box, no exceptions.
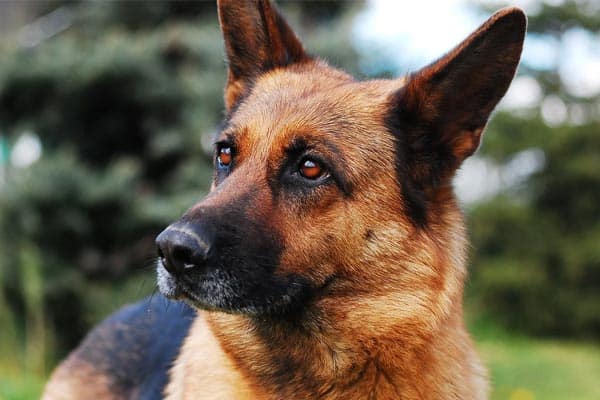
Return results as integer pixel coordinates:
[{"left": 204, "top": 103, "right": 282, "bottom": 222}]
[
  {"left": 468, "top": 0, "right": 600, "bottom": 338},
  {"left": 0, "top": 0, "right": 363, "bottom": 366}
]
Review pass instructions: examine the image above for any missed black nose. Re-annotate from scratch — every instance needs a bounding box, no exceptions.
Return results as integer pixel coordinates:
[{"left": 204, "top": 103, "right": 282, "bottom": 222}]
[{"left": 155, "top": 223, "right": 211, "bottom": 275}]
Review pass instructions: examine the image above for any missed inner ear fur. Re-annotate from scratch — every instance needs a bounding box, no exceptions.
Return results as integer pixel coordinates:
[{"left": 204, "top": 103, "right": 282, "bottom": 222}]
[
  {"left": 217, "top": 0, "right": 310, "bottom": 110},
  {"left": 388, "top": 7, "right": 526, "bottom": 193}
]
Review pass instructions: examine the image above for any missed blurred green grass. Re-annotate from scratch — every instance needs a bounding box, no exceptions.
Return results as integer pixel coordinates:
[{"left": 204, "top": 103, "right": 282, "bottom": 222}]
[
  {"left": 1, "top": 312, "right": 599, "bottom": 400},
  {"left": 475, "top": 333, "right": 600, "bottom": 400},
  {"left": 469, "top": 308, "right": 600, "bottom": 400},
  {"left": 480, "top": 338, "right": 600, "bottom": 400},
  {"left": 0, "top": 374, "right": 43, "bottom": 400}
]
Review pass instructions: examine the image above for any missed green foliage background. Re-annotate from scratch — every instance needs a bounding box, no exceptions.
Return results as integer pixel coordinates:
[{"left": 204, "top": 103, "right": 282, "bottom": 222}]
[
  {"left": 0, "top": 1, "right": 598, "bottom": 399},
  {"left": 469, "top": 0, "right": 600, "bottom": 339}
]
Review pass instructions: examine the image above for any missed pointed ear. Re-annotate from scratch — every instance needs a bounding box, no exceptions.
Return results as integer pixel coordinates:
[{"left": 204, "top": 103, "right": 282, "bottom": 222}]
[
  {"left": 217, "top": 0, "right": 310, "bottom": 110},
  {"left": 388, "top": 7, "right": 526, "bottom": 193}
]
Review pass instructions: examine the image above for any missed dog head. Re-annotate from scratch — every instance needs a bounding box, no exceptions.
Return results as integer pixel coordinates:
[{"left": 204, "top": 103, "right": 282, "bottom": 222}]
[{"left": 156, "top": 0, "right": 525, "bottom": 330}]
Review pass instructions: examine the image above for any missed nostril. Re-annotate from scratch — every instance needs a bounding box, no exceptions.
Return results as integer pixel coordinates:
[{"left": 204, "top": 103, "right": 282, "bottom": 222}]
[
  {"left": 156, "top": 248, "right": 170, "bottom": 277},
  {"left": 171, "top": 245, "right": 194, "bottom": 268}
]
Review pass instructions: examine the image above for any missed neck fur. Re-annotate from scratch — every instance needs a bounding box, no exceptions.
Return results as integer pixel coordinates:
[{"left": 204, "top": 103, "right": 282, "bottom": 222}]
[{"left": 205, "top": 287, "right": 482, "bottom": 399}]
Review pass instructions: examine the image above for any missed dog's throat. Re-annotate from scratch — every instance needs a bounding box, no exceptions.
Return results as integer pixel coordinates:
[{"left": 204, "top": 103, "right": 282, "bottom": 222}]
[{"left": 204, "top": 310, "right": 408, "bottom": 399}]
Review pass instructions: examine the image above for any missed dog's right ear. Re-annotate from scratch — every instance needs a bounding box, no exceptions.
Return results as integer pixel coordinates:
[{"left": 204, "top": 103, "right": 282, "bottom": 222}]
[{"left": 217, "top": 0, "right": 310, "bottom": 111}]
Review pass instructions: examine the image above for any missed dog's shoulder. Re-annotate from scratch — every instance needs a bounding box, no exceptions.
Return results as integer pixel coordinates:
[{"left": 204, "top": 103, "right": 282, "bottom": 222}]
[{"left": 43, "top": 295, "right": 196, "bottom": 400}]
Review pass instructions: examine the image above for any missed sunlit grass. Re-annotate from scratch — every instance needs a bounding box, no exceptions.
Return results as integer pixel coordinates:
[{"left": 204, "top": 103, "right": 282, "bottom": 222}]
[
  {"left": 478, "top": 336, "right": 600, "bottom": 400},
  {"left": 468, "top": 306, "right": 600, "bottom": 400},
  {"left": 0, "top": 372, "right": 44, "bottom": 400}
]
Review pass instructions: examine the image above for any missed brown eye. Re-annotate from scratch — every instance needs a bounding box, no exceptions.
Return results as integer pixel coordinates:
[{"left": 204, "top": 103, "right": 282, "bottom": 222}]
[
  {"left": 218, "top": 146, "right": 232, "bottom": 166},
  {"left": 299, "top": 159, "right": 324, "bottom": 180}
]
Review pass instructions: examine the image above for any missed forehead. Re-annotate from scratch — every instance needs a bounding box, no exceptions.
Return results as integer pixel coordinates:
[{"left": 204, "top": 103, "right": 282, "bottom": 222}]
[{"left": 223, "top": 64, "right": 397, "bottom": 156}]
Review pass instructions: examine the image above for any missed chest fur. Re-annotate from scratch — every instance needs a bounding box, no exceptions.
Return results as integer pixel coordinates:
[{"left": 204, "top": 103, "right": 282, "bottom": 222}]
[{"left": 165, "top": 315, "right": 261, "bottom": 400}]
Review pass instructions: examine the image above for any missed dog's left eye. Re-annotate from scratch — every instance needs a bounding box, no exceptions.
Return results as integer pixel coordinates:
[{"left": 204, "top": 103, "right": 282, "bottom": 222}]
[{"left": 299, "top": 158, "right": 326, "bottom": 180}]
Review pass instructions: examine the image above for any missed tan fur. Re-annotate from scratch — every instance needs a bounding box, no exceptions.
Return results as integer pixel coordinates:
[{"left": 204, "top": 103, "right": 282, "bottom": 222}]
[
  {"left": 43, "top": 358, "right": 118, "bottom": 400},
  {"left": 165, "top": 313, "right": 259, "bottom": 399}
]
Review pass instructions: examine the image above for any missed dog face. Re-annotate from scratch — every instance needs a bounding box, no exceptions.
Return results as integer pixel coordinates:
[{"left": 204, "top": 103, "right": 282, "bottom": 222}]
[{"left": 156, "top": 0, "right": 525, "bottom": 326}]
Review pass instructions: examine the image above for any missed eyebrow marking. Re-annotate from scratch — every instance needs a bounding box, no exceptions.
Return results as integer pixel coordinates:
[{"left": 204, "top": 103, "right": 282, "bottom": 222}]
[{"left": 215, "top": 124, "right": 250, "bottom": 149}]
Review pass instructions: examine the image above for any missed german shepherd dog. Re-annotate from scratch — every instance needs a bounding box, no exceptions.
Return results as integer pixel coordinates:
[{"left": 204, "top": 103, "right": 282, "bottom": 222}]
[{"left": 44, "top": 1, "right": 526, "bottom": 398}]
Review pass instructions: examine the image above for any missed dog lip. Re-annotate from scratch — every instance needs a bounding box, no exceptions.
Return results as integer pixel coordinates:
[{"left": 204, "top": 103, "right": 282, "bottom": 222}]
[
  {"left": 158, "top": 266, "right": 204, "bottom": 305},
  {"left": 156, "top": 257, "right": 216, "bottom": 308},
  {"left": 160, "top": 277, "right": 195, "bottom": 303},
  {"left": 156, "top": 259, "right": 187, "bottom": 300},
  {"left": 175, "top": 282, "right": 224, "bottom": 313},
  {"left": 158, "top": 255, "right": 339, "bottom": 313}
]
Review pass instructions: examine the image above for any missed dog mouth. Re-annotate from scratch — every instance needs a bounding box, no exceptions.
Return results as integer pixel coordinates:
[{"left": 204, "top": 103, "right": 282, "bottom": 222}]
[
  {"left": 156, "top": 258, "right": 332, "bottom": 316},
  {"left": 156, "top": 260, "right": 202, "bottom": 301}
]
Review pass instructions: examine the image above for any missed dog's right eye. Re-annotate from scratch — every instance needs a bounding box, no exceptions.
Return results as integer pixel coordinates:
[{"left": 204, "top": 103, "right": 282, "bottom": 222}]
[{"left": 217, "top": 146, "right": 232, "bottom": 167}]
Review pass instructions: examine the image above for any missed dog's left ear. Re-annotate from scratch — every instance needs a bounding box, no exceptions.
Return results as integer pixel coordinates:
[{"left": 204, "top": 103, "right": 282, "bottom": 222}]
[
  {"left": 389, "top": 7, "right": 526, "bottom": 191},
  {"left": 217, "top": 0, "right": 310, "bottom": 111}
]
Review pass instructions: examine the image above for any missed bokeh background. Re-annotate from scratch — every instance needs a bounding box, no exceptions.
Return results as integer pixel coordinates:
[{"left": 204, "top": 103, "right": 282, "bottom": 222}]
[{"left": 0, "top": 1, "right": 598, "bottom": 399}]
